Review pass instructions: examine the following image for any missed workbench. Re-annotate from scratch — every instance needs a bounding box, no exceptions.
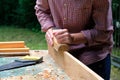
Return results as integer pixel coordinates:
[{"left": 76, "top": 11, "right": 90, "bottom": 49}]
[
  {"left": 0, "top": 50, "right": 71, "bottom": 80},
  {"left": 0, "top": 39, "right": 104, "bottom": 80}
]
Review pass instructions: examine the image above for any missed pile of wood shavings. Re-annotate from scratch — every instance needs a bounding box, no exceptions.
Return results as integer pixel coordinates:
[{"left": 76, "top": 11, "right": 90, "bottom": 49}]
[
  {"left": 1, "top": 69, "right": 65, "bottom": 80},
  {"left": 1, "top": 51, "right": 70, "bottom": 80},
  {"left": 34, "top": 68, "right": 65, "bottom": 80}
]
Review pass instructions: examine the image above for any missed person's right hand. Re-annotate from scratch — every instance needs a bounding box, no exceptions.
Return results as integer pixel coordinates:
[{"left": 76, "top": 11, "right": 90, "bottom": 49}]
[{"left": 45, "top": 28, "right": 54, "bottom": 46}]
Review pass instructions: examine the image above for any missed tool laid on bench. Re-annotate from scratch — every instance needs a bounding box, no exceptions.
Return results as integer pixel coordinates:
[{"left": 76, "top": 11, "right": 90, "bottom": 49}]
[
  {"left": 48, "top": 36, "right": 104, "bottom": 80},
  {"left": 0, "top": 56, "right": 43, "bottom": 71}
]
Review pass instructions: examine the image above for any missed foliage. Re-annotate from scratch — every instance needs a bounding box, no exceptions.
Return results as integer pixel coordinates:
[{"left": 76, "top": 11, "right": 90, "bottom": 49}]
[
  {"left": 16, "top": 0, "right": 40, "bottom": 31},
  {"left": 0, "top": 0, "right": 18, "bottom": 25},
  {"left": 112, "top": 0, "right": 120, "bottom": 21},
  {"left": 0, "top": 0, "right": 4, "bottom": 25},
  {"left": 111, "top": 66, "right": 120, "bottom": 80},
  {"left": 0, "top": 0, "right": 40, "bottom": 31},
  {"left": 112, "top": 0, "right": 120, "bottom": 47}
]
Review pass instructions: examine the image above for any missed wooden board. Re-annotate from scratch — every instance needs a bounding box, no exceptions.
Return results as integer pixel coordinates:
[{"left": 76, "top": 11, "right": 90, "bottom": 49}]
[
  {"left": 48, "top": 45, "right": 104, "bottom": 80},
  {"left": 0, "top": 48, "right": 30, "bottom": 56},
  {"left": 0, "top": 41, "right": 25, "bottom": 48},
  {"left": 0, "top": 52, "right": 29, "bottom": 56},
  {"left": 0, "top": 48, "right": 29, "bottom": 52},
  {"left": 0, "top": 41, "right": 29, "bottom": 56}
]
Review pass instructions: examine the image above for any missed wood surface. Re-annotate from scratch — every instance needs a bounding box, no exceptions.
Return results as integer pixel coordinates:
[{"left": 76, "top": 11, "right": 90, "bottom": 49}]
[
  {"left": 0, "top": 41, "right": 25, "bottom": 48},
  {"left": 0, "top": 48, "right": 29, "bottom": 52},
  {"left": 0, "top": 50, "right": 70, "bottom": 80},
  {"left": 48, "top": 38, "right": 104, "bottom": 80},
  {"left": 0, "top": 48, "right": 104, "bottom": 80},
  {"left": 0, "top": 41, "right": 29, "bottom": 56},
  {"left": 0, "top": 52, "right": 29, "bottom": 56},
  {"left": 64, "top": 51, "right": 104, "bottom": 80},
  {"left": 1, "top": 75, "right": 36, "bottom": 80}
]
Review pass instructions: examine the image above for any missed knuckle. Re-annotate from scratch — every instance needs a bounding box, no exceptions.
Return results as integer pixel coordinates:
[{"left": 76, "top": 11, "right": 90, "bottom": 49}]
[
  {"left": 64, "top": 29, "right": 68, "bottom": 31},
  {"left": 65, "top": 32, "right": 69, "bottom": 35}
]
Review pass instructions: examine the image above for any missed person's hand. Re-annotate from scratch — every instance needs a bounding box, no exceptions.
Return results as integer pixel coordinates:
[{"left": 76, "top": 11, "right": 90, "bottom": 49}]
[
  {"left": 53, "top": 29, "right": 73, "bottom": 44},
  {"left": 45, "top": 28, "right": 54, "bottom": 46}
]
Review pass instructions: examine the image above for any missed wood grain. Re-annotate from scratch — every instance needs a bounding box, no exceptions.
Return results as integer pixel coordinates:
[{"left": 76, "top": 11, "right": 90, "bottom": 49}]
[
  {"left": 1, "top": 75, "right": 36, "bottom": 80},
  {"left": 0, "top": 52, "right": 29, "bottom": 56},
  {"left": 0, "top": 41, "right": 29, "bottom": 56},
  {"left": 0, "top": 50, "right": 70, "bottom": 80},
  {"left": 0, "top": 41, "right": 25, "bottom": 48},
  {"left": 48, "top": 45, "right": 104, "bottom": 80},
  {"left": 0, "top": 48, "right": 29, "bottom": 52}
]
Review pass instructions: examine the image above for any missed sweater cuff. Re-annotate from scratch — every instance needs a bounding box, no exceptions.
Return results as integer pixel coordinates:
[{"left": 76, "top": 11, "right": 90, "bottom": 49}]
[
  {"left": 81, "top": 30, "right": 93, "bottom": 46},
  {"left": 41, "top": 21, "right": 54, "bottom": 32}
]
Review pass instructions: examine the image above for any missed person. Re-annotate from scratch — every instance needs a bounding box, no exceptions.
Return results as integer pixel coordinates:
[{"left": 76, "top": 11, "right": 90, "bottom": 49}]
[{"left": 35, "top": 0, "right": 113, "bottom": 80}]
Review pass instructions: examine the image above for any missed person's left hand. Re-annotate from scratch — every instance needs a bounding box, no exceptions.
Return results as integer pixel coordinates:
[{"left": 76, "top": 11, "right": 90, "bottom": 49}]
[{"left": 53, "top": 29, "right": 73, "bottom": 44}]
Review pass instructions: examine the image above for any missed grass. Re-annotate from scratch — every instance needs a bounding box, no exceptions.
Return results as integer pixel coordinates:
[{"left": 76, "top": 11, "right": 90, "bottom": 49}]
[
  {"left": 0, "top": 26, "right": 47, "bottom": 50},
  {"left": 112, "top": 47, "right": 120, "bottom": 56},
  {"left": 111, "top": 66, "right": 120, "bottom": 80},
  {"left": 0, "top": 26, "right": 120, "bottom": 80}
]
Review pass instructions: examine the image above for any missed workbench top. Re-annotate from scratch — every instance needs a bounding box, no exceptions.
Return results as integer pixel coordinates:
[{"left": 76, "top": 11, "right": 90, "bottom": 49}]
[{"left": 0, "top": 50, "right": 71, "bottom": 80}]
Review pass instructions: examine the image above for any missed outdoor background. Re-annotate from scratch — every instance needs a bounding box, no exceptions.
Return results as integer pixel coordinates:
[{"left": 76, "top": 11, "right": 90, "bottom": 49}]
[{"left": 0, "top": 0, "right": 120, "bottom": 80}]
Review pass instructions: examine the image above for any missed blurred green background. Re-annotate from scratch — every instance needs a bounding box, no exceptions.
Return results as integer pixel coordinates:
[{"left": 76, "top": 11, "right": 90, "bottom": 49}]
[{"left": 0, "top": 0, "right": 120, "bottom": 80}]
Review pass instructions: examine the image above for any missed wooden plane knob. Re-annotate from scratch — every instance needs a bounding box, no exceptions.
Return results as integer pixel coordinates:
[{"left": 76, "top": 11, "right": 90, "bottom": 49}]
[{"left": 53, "top": 36, "right": 69, "bottom": 52}]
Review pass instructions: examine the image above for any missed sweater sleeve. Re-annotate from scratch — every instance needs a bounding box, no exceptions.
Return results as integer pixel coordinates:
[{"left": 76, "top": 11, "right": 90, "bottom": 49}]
[
  {"left": 81, "top": 0, "right": 113, "bottom": 46},
  {"left": 35, "top": 0, "right": 55, "bottom": 32}
]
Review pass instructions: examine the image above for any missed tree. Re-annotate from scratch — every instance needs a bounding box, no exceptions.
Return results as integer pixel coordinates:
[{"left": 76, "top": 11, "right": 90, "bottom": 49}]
[
  {"left": 112, "top": 0, "right": 120, "bottom": 47},
  {"left": 0, "top": 0, "right": 40, "bottom": 31},
  {"left": 0, "top": 0, "right": 4, "bottom": 25},
  {"left": 1, "top": 0, "right": 19, "bottom": 25},
  {"left": 16, "top": 0, "right": 40, "bottom": 31}
]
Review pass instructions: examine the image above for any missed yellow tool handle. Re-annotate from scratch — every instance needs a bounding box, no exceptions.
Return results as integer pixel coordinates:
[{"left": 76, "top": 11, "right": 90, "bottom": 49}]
[{"left": 21, "top": 55, "right": 40, "bottom": 60}]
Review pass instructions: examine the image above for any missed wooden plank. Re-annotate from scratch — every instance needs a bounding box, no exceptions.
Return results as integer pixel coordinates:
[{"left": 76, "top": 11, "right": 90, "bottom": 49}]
[
  {"left": 0, "top": 41, "right": 25, "bottom": 48},
  {"left": 64, "top": 51, "right": 104, "bottom": 80},
  {"left": 48, "top": 45, "right": 104, "bottom": 80},
  {"left": 0, "top": 48, "right": 29, "bottom": 52},
  {"left": 0, "top": 52, "right": 29, "bottom": 56}
]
